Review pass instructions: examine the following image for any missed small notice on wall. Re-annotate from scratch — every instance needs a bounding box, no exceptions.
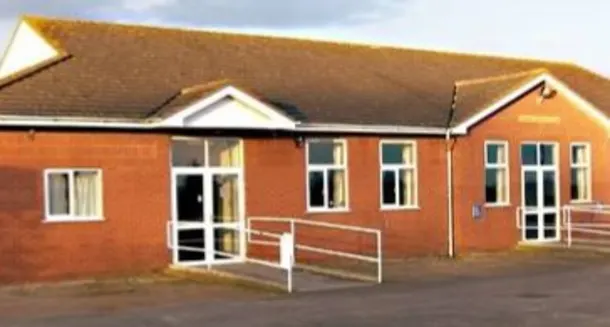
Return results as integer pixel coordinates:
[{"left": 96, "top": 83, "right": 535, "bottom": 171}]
[
  {"left": 517, "top": 115, "right": 561, "bottom": 124},
  {"left": 472, "top": 204, "right": 483, "bottom": 220}
]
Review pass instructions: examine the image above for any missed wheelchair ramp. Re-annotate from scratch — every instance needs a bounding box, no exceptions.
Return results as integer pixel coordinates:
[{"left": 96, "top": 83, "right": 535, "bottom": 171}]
[{"left": 214, "top": 263, "right": 371, "bottom": 292}]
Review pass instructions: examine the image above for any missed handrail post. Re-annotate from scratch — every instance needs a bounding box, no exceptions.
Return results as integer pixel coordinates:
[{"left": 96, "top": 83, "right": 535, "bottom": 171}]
[
  {"left": 290, "top": 219, "right": 296, "bottom": 265},
  {"left": 565, "top": 207, "right": 572, "bottom": 248},
  {"left": 377, "top": 230, "right": 382, "bottom": 284}
]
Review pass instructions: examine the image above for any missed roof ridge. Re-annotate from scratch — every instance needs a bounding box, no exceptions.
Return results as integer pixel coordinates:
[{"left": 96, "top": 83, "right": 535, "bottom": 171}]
[
  {"left": 181, "top": 79, "right": 231, "bottom": 95},
  {"left": 21, "top": 14, "right": 575, "bottom": 67},
  {"left": 455, "top": 69, "right": 547, "bottom": 87}
]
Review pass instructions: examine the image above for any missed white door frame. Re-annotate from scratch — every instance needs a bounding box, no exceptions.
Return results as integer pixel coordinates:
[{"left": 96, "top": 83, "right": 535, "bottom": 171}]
[
  {"left": 520, "top": 142, "right": 560, "bottom": 243},
  {"left": 171, "top": 166, "right": 246, "bottom": 266}
]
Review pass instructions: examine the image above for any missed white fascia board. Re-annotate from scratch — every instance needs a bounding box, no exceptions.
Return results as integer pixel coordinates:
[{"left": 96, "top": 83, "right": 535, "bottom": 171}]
[{"left": 296, "top": 123, "right": 447, "bottom": 135}]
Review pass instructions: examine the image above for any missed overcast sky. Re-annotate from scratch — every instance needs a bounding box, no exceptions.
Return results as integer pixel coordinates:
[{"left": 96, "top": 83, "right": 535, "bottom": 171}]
[{"left": 0, "top": 0, "right": 609, "bottom": 75}]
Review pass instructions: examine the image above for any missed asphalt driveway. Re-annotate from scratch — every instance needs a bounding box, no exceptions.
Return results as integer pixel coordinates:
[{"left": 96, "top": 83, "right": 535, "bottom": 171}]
[{"left": 3, "top": 248, "right": 610, "bottom": 327}]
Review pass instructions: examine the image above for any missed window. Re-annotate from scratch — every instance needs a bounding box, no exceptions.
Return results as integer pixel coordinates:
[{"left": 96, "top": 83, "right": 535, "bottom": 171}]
[
  {"left": 485, "top": 141, "right": 509, "bottom": 205},
  {"left": 44, "top": 169, "right": 103, "bottom": 221},
  {"left": 570, "top": 143, "right": 591, "bottom": 202},
  {"left": 306, "top": 139, "right": 348, "bottom": 211},
  {"left": 380, "top": 141, "right": 417, "bottom": 209},
  {"left": 172, "top": 137, "right": 242, "bottom": 167}
]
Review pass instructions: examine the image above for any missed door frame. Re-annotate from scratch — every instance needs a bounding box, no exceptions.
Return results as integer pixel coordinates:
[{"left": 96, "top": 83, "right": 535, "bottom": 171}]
[
  {"left": 170, "top": 166, "right": 246, "bottom": 266},
  {"left": 520, "top": 141, "right": 561, "bottom": 243}
]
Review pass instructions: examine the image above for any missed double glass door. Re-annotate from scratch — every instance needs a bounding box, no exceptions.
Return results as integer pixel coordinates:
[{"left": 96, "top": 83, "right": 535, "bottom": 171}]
[
  {"left": 520, "top": 143, "right": 560, "bottom": 242},
  {"left": 172, "top": 168, "right": 243, "bottom": 265}
]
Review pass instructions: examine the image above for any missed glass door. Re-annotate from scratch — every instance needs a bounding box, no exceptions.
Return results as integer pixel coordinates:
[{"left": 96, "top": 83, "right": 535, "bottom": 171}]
[
  {"left": 172, "top": 169, "right": 207, "bottom": 265},
  {"left": 520, "top": 143, "right": 560, "bottom": 242},
  {"left": 171, "top": 137, "right": 245, "bottom": 266},
  {"left": 210, "top": 172, "right": 243, "bottom": 262}
]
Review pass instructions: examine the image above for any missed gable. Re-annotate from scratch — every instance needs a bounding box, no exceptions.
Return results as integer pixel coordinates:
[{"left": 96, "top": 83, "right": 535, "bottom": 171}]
[
  {"left": 160, "top": 86, "right": 297, "bottom": 130},
  {"left": 451, "top": 73, "right": 610, "bottom": 134},
  {"left": 0, "top": 20, "right": 58, "bottom": 78}
]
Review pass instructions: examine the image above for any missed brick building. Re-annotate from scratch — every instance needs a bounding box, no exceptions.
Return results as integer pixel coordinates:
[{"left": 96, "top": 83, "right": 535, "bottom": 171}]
[{"left": 0, "top": 16, "right": 609, "bottom": 283}]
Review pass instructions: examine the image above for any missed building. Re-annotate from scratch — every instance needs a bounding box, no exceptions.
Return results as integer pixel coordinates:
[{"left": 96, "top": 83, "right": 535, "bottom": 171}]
[{"left": 0, "top": 15, "right": 609, "bottom": 283}]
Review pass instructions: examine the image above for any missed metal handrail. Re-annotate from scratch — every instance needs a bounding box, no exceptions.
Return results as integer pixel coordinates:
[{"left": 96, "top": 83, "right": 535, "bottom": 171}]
[{"left": 247, "top": 216, "right": 383, "bottom": 284}]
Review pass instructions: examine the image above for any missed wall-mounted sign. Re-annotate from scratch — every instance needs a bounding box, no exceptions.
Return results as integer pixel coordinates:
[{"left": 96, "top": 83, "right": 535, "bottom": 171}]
[
  {"left": 472, "top": 204, "right": 483, "bottom": 220},
  {"left": 517, "top": 115, "right": 561, "bottom": 124}
]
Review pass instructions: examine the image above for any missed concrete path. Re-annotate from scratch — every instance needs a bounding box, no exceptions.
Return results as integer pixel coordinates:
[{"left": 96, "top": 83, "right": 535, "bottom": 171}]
[
  {"left": 214, "top": 262, "right": 371, "bottom": 292},
  {"left": 3, "top": 250, "right": 610, "bottom": 327}
]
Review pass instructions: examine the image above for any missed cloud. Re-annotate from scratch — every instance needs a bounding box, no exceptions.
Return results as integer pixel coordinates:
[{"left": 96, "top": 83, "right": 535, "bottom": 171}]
[{"left": 0, "top": 0, "right": 408, "bottom": 27}]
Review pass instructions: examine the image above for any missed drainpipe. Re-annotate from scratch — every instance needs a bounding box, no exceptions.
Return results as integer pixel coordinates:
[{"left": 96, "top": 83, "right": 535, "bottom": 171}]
[{"left": 445, "top": 130, "right": 455, "bottom": 258}]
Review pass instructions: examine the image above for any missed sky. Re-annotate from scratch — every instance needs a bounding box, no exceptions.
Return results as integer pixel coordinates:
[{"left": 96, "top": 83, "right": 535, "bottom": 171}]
[{"left": 0, "top": 0, "right": 609, "bottom": 75}]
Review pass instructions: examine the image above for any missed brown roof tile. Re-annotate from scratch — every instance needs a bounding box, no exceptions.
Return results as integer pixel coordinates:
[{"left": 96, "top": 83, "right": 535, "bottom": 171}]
[
  {"left": 0, "top": 16, "right": 608, "bottom": 127},
  {"left": 452, "top": 69, "right": 547, "bottom": 126}
]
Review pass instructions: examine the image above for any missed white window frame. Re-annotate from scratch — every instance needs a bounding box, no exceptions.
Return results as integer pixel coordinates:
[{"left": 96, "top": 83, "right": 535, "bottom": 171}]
[
  {"left": 379, "top": 140, "right": 419, "bottom": 210},
  {"left": 570, "top": 142, "right": 592, "bottom": 203},
  {"left": 484, "top": 140, "right": 510, "bottom": 207},
  {"left": 305, "top": 139, "right": 349, "bottom": 213},
  {"left": 43, "top": 168, "right": 104, "bottom": 222}
]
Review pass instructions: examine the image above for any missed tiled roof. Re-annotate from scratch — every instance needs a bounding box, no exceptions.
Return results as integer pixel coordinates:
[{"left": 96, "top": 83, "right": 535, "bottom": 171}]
[{"left": 0, "top": 16, "right": 608, "bottom": 128}]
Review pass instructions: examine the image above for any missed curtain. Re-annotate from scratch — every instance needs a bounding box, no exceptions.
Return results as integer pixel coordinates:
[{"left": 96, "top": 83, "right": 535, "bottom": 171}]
[
  {"left": 49, "top": 173, "right": 69, "bottom": 215},
  {"left": 74, "top": 171, "right": 99, "bottom": 217},
  {"left": 333, "top": 143, "right": 344, "bottom": 165},
  {"left": 574, "top": 167, "right": 588, "bottom": 200},
  {"left": 210, "top": 139, "right": 241, "bottom": 167},
  {"left": 402, "top": 169, "right": 415, "bottom": 206},
  {"left": 574, "top": 146, "right": 586, "bottom": 164},
  {"left": 402, "top": 144, "right": 414, "bottom": 165},
  {"left": 330, "top": 169, "right": 346, "bottom": 208},
  {"left": 496, "top": 168, "right": 507, "bottom": 203}
]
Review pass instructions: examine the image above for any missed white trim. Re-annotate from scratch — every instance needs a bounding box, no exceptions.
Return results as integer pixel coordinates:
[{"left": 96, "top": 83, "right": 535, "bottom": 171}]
[
  {"left": 43, "top": 168, "right": 104, "bottom": 223},
  {"left": 305, "top": 138, "right": 350, "bottom": 213},
  {"left": 169, "top": 137, "right": 246, "bottom": 266},
  {"left": 519, "top": 141, "right": 561, "bottom": 243},
  {"left": 298, "top": 123, "right": 446, "bottom": 135},
  {"left": 569, "top": 142, "right": 592, "bottom": 203},
  {"left": 379, "top": 140, "right": 419, "bottom": 210},
  {"left": 0, "top": 115, "right": 449, "bottom": 135},
  {"left": 484, "top": 140, "right": 510, "bottom": 207},
  {"left": 451, "top": 73, "right": 610, "bottom": 134}
]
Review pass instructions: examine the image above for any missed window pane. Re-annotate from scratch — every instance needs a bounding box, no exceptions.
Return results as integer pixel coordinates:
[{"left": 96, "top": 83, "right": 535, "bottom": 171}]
[
  {"left": 74, "top": 171, "right": 100, "bottom": 217},
  {"left": 399, "top": 168, "right": 416, "bottom": 206},
  {"left": 485, "top": 168, "right": 498, "bottom": 203},
  {"left": 572, "top": 145, "right": 587, "bottom": 165},
  {"left": 172, "top": 139, "right": 206, "bottom": 167},
  {"left": 486, "top": 144, "right": 499, "bottom": 164},
  {"left": 521, "top": 144, "right": 537, "bottom": 165},
  {"left": 382, "top": 170, "right": 396, "bottom": 205},
  {"left": 540, "top": 144, "right": 554, "bottom": 165},
  {"left": 309, "top": 141, "right": 344, "bottom": 165},
  {"left": 212, "top": 174, "right": 239, "bottom": 223},
  {"left": 571, "top": 168, "right": 589, "bottom": 201},
  {"left": 327, "top": 169, "right": 346, "bottom": 208},
  {"left": 382, "top": 144, "right": 404, "bottom": 164},
  {"left": 48, "top": 173, "right": 70, "bottom": 215},
  {"left": 308, "top": 171, "right": 324, "bottom": 208},
  {"left": 208, "top": 138, "right": 241, "bottom": 167},
  {"left": 524, "top": 171, "right": 537, "bottom": 207},
  {"left": 543, "top": 171, "right": 556, "bottom": 207}
]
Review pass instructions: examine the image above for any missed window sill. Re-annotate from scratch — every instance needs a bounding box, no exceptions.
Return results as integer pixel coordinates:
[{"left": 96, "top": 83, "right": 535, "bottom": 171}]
[
  {"left": 307, "top": 208, "right": 350, "bottom": 214},
  {"left": 569, "top": 200, "right": 594, "bottom": 204},
  {"left": 381, "top": 206, "right": 420, "bottom": 212},
  {"left": 44, "top": 216, "right": 105, "bottom": 223},
  {"left": 484, "top": 203, "right": 511, "bottom": 208}
]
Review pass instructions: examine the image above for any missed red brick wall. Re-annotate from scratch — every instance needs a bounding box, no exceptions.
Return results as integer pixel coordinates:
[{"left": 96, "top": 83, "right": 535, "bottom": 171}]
[
  {"left": 244, "top": 136, "right": 449, "bottom": 261},
  {"left": 0, "top": 131, "right": 171, "bottom": 283},
  {"left": 453, "top": 85, "right": 610, "bottom": 253}
]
